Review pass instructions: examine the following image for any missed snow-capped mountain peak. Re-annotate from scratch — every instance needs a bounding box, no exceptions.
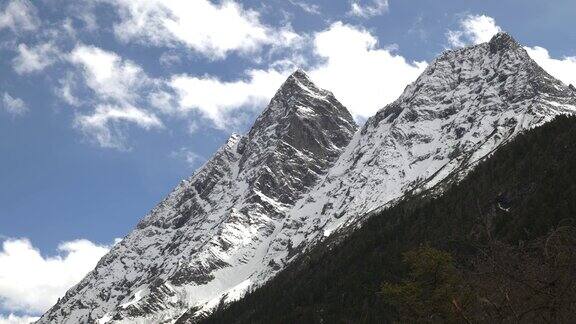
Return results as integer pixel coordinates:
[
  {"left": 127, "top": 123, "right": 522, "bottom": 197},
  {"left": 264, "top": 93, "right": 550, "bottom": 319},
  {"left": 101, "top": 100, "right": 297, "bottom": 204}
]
[
  {"left": 37, "top": 70, "right": 357, "bottom": 324},
  {"left": 282, "top": 31, "right": 576, "bottom": 241},
  {"left": 38, "top": 33, "right": 576, "bottom": 324}
]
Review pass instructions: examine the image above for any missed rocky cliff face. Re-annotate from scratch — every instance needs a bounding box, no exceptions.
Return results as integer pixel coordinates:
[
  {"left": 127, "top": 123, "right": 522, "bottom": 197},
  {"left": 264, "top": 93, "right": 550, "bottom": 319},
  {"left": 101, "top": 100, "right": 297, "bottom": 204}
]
[
  {"left": 38, "top": 33, "right": 576, "bottom": 324},
  {"left": 37, "top": 70, "right": 357, "bottom": 324}
]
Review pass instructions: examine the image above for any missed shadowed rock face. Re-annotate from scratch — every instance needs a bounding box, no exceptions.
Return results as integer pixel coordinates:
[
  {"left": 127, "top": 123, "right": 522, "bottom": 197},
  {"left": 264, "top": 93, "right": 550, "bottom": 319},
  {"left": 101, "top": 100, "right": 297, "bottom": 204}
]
[
  {"left": 489, "top": 32, "right": 521, "bottom": 53},
  {"left": 39, "top": 33, "right": 576, "bottom": 324},
  {"left": 238, "top": 69, "right": 357, "bottom": 206},
  {"left": 37, "top": 70, "right": 357, "bottom": 324}
]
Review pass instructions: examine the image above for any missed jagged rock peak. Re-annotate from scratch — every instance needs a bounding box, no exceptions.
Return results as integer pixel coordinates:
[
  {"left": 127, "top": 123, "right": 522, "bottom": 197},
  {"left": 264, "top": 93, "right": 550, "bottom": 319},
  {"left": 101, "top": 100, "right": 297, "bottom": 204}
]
[
  {"left": 275, "top": 68, "right": 332, "bottom": 101},
  {"left": 247, "top": 68, "right": 356, "bottom": 141},
  {"left": 287, "top": 68, "right": 309, "bottom": 81},
  {"left": 429, "top": 32, "right": 524, "bottom": 69},
  {"left": 489, "top": 31, "right": 521, "bottom": 53}
]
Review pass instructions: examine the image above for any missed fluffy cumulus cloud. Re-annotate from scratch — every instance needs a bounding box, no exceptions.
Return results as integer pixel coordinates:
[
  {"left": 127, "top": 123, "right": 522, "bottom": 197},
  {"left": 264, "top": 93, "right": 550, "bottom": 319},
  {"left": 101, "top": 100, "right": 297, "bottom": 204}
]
[
  {"left": 68, "top": 45, "right": 163, "bottom": 149},
  {"left": 447, "top": 14, "right": 501, "bottom": 47},
  {"left": 170, "top": 67, "right": 292, "bottom": 128},
  {"left": 1, "top": 93, "right": 28, "bottom": 116},
  {"left": 0, "top": 238, "right": 113, "bottom": 315},
  {"left": 447, "top": 14, "right": 576, "bottom": 87},
  {"left": 349, "top": 0, "right": 389, "bottom": 18},
  {"left": 309, "top": 22, "right": 426, "bottom": 118},
  {"left": 170, "top": 22, "right": 426, "bottom": 125},
  {"left": 525, "top": 46, "right": 576, "bottom": 87},
  {"left": 103, "top": 0, "right": 298, "bottom": 59},
  {"left": 0, "top": 0, "right": 38, "bottom": 33},
  {"left": 12, "top": 43, "right": 59, "bottom": 74}
]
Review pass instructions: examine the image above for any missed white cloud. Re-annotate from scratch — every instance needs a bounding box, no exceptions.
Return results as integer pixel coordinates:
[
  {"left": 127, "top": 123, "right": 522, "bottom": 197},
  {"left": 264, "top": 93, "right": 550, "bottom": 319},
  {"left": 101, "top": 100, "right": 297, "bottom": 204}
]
[
  {"left": 148, "top": 90, "right": 177, "bottom": 115},
  {"left": 525, "top": 46, "right": 576, "bottom": 87},
  {"left": 60, "top": 1, "right": 99, "bottom": 33},
  {"left": 159, "top": 51, "right": 181, "bottom": 67},
  {"left": 104, "top": 0, "right": 296, "bottom": 59},
  {"left": 13, "top": 43, "right": 59, "bottom": 74},
  {"left": 0, "top": 0, "right": 38, "bottom": 33},
  {"left": 171, "top": 148, "right": 204, "bottom": 168},
  {"left": 349, "top": 0, "right": 389, "bottom": 18},
  {"left": 68, "top": 45, "right": 163, "bottom": 149},
  {"left": 169, "top": 22, "right": 426, "bottom": 125},
  {"left": 288, "top": 0, "right": 321, "bottom": 15},
  {"left": 74, "top": 104, "right": 163, "bottom": 149},
  {"left": 447, "top": 14, "right": 501, "bottom": 47},
  {"left": 0, "top": 313, "right": 39, "bottom": 324},
  {"left": 55, "top": 73, "right": 82, "bottom": 107},
  {"left": 309, "top": 22, "right": 426, "bottom": 118},
  {"left": 187, "top": 120, "right": 200, "bottom": 134},
  {"left": 0, "top": 238, "right": 113, "bottom": 315},
  {"left": 2, "top": 93, "right": 28, "bottom": 116},
  {"left": 170, "top": 67, "right": 292, "bottom": 128},
  {"left": 69, "top": 45, "right": 150, "bottom": 104}
]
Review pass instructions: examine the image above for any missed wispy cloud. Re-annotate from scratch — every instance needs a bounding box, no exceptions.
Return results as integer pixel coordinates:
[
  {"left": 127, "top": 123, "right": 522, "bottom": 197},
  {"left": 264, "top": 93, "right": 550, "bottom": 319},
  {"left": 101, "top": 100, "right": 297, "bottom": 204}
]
[
  {"left": 2, "top": 93, "right": 28, "bottom": 116},
  {"left": 0, "top": 0, "right": 38, "bottom": 33},
  {"left": 68, "top": 45, "right": 163, "bottom": 149},
  {"left": 13, "top": 42, "right": 59, "bottom": 74},
  {"left": 171, "top": 148, "right": 205, "bottom": 168},
  {"left": 74, "top": 104, "right": 163, "bottom": 150},
  {"left": 288, "top": 0, "right": 321, "bottom": 15},
  {"left": 349, "top": 0, "right": 389, "bottom": 18},
  {"left": 102, "top": 0, "right": 298, "bottom": 59}
]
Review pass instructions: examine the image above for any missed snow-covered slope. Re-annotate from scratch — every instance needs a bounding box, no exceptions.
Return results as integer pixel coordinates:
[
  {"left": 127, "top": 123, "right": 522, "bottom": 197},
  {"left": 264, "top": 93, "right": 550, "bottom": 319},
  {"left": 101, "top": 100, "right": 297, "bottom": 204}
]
[
  {"left": 39, "top": 33, "right": 576, "bottom": 324},
  {"left": 179, "top": 33, "right": 575, "bottom": 322},
  {"left": 210, "top": 33, "right": 576, "bottom": 302},
  {"left": 37, "top": 70, "right": 357, "bottom": 323},
  {"left": 276, "top": 32, "right": 576, "bottom": 246}
]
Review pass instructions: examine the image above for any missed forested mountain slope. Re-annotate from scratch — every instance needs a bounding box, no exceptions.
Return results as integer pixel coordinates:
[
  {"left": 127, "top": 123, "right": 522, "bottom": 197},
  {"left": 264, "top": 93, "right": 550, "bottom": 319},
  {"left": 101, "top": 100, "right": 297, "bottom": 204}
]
[{"left": 197, "top": 115, "right": 576, "bottom": 323}]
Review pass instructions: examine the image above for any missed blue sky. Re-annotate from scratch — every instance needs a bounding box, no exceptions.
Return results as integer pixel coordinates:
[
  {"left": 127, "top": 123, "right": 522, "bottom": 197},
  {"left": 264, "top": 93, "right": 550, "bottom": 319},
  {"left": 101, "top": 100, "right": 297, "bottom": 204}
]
[{"left": 1, "top": 0, "right": 576, "bottom": 320}]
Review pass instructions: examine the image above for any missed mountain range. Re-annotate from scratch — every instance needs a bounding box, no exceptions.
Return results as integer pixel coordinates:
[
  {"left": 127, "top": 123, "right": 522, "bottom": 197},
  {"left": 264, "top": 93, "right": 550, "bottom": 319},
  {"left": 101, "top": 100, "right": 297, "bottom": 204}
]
[{"left": 38, "top": 32, "right": 576, "bottom": 324}]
